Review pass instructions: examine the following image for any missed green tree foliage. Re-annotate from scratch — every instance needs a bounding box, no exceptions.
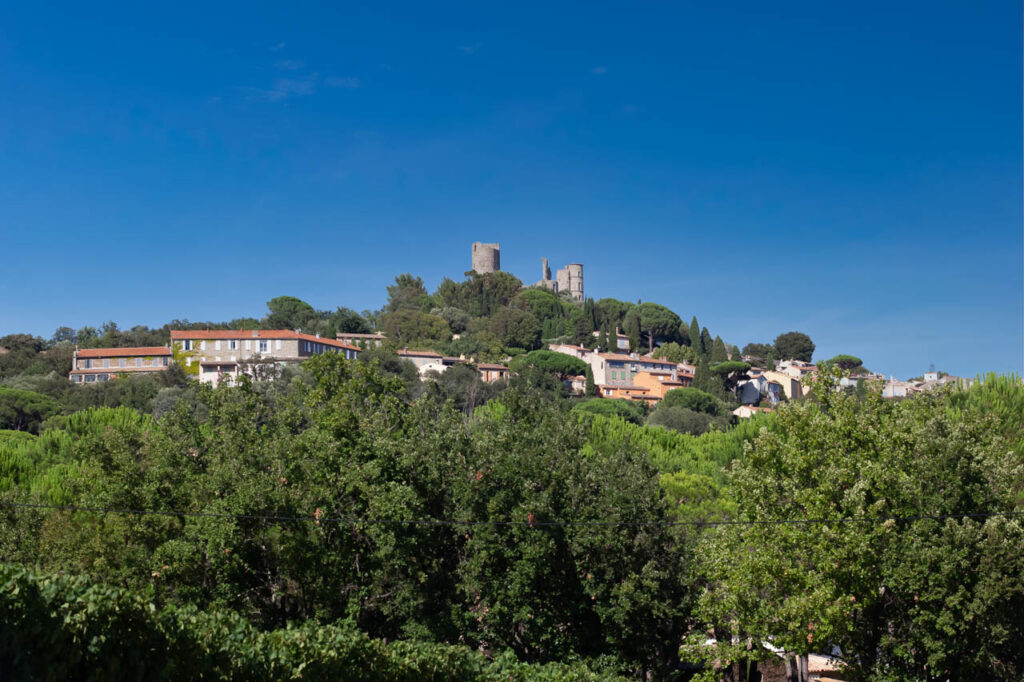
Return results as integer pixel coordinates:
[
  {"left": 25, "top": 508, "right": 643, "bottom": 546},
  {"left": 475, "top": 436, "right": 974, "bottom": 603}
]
[
  {"left": 0, "top": 564, "right": 622, "bottom": 681},
  {"left": 0, "top": 358, "right": 698, "bottom": 677},
  {"left": 385, "top": 274, "right": 433, "bottom": 313},
  {"left": 773, "top": 331, "right": 815, "bottom": 362},
  {"left": 489, "top": 308, "right": 542, "bottom": 351},
  {"left": 700, "top": 327, "right": 712, "bottom": 359},
  {"left": 647, "top": 406, "right": 730, "bottom": 437},
  {"left": 512, "top": 289, "right": 566, "bottom": 327},
  {"left": 571, "top": 398, "right": 645, "bottom": 425},
  {"left": 652, "top": 342, "right": 696, "bottom": 364},
  {"left": 382, "top": 310, "right": 452, "bottom": 346},
  {"left": 636, "top": 303, "right": 683, "bottom": 352},
  {"left": 263, "top": 296, "right": 318, "bottom": 330},
  {"left": 695, "top": 374, "right": 1024, "bottom": 680},
  {"left": 435, "top": 272, "right": 523, "bottom": 318},
  {"left": 741, "top": 342, "right": 773, "bottom": 360},
  {"left": 594, "top": 298, "right": 633, "bottom": 331},
  {"left": 822, "top": 354, "right": 863, "bottom": 371},
  {"left": 584, "top": 366, "right": 595, "bottom": 396},
  {"left": 710, "top": 336, "right": 728, "bottom": 363},
  {"left": 0, "top": 387, "right": 58, "bottom": 433},
  {"left": 660, "top": 387, "right": 727, "bottom": 416},
  {"left": 509, "top": 351, "right": 588, "bottom": 379},
  {"left": 623, "top": 310, "right": 641, "bottom": 352},
  {"left": 433, "top": 307, "right": 472, "bottom": 334},
  {"left": 688, "top": 317, "right": 701, "bottom": 353}
]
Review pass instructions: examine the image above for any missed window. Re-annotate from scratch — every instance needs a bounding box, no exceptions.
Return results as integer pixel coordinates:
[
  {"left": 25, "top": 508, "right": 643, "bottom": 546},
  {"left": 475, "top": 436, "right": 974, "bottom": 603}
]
[
  {"left": 215, "top": 340, "right": 221, "bottom": 351},
  {"left": 73, "top": 375, "right": 82, "bottom": 383},
  {"left": 163, "top": 357, "right": 169, "bottom": 366},
  {"left": 103, "top": 359, "right": 110, "bottom": 368},
  {"left": 259, "top": 340, "right": 268, "bottom": 353},
  {"left": 97, "top": 374, "right": 109, "bottom": 382},
  {"left": 200, "top": 341, "right": 206, "bottom": 351},
  {"left": 84, "top": 359, "right": 92, "bottom": 369},
  {"left": 245, "top": 340, "right": 251, "bottom": 351},
  {"left": 183, "top": 340, "right": 192, "bottom": 351},
  {"left": 304, "top": 341, "right": 311, "bottom": 352},
  {"left": 229, "top": 340, "right": 236, "bottom": 350},
  {"left": 119, "top": 358, "right": 126, "bottom": 368},
  {"left": 85, "top": 375, "right": 96, "bottom": 383},
  {"left": 276, "top": 340, "right": 282, "bottom": 350}
]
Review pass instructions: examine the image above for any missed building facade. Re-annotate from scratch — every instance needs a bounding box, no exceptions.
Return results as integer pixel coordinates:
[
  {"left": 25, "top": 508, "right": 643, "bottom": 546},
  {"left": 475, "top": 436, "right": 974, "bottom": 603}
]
[
  {"left": 69, "top": 346, "right": 172, "bottom": 383},
  {"left": 170, "top": 330, "right": 359, "bottom": 386}
]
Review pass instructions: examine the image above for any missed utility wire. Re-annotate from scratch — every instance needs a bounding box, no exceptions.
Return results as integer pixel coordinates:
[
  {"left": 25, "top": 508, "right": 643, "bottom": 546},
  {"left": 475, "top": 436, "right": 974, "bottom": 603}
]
[{"left": 1, "top": 501, "right": 1022, "bottom": 528}]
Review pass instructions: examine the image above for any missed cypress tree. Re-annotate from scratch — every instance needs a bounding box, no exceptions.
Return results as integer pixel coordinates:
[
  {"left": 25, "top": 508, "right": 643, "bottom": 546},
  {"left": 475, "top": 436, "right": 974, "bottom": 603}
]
[
  {"left": 711, "top": 336, "right": 728, "bottom": 363},
  {"left": 585, "top": 365, "right": 595, "bottom": 395},
  {"left": 688, "top": 316, "right": 701, "bottom": 351},
  {"left": 700, "top": 327, "right": 713, "bottom": 358},
  {"left": 693, "top": 357, "right": 712, "bottom": 393},
  {"left": 597, "top": 326, "right": 610, "bottom": 352},
  {"left": 766, "top": 352, "right": 776, "bottom": 371},
  {"left": 625, "top": 311, "right": 641, "bottom": 352}
]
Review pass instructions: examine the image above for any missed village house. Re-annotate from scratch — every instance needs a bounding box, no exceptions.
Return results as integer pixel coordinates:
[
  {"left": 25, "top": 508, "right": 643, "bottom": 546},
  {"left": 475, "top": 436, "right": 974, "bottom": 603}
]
[
  {"left": 396, "top": 348, "right": 446, "bottom": 376},
  {"left": 336, "top": 332, "right": 386, "bottom": 348},
  {"left": 69, "top": 346, "right": 172, "bottom": 383},
  {"left": 170, "top": 330, "right": 359, "bottom": 386},
  {"left": 476, "top": 363, "right": 510, "bottom": 383},
  {"left": 590, "top": 328, "right": 630, "bottom": 352},
  {"left": 732, "top": 404, "right": 773, "bottom": 419}
]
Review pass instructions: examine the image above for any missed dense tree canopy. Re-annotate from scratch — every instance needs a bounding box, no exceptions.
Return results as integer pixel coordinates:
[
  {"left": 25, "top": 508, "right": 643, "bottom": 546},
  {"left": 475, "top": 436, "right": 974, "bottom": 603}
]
[
  {"left": 773, "top": 331, "right": 815, "bottom": 362},
  {"left": 696, "top": 373, "right": 1024, "bottom": 680}
]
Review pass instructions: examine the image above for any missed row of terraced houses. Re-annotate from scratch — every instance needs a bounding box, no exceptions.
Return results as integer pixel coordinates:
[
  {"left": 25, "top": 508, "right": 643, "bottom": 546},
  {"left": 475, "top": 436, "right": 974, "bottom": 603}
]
[{"left": 70, "top": 330, "right": 359, "bottom": 386}]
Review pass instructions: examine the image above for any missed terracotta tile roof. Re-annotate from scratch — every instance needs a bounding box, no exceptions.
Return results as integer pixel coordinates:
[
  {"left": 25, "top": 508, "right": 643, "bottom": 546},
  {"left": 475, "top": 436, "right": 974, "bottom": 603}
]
[
  {"left": 170, "top": 329, "right": 358, "bottom": 351},
  {"left": 335, "top": 332, "right": 386, "bottom": 339},
  {"left": 636, "top": 356, "right": 678, "bottom": 366},
  {"left": 397, "top": 348, "right": 443, "bottom": 358},
  {"left": 477, "top": 363, "right": 509, "bottom": 371},
  {"left": 76, "top": 346, "right": 171, "bottom": 358}
]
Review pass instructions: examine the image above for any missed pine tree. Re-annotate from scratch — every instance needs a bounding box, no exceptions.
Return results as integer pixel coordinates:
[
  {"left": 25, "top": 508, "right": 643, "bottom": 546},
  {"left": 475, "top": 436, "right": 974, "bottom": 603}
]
[
  {"left": 688, "top": 316, "right": 701, "bottom": 351},
  {"left": 766, "top": 351, "right": 776, "bottom": 371},
  {"left": 585, "top": 365, "right": 595, "bottom": 396},
  {"left": 711, "top": 336, "right": 728, "bottom": 363},
  {"left": 597, "top": 326, "right": 610, "bottom": 352},
  {"left": 700, "top": 327, "right": 713, "bottom": 358}
]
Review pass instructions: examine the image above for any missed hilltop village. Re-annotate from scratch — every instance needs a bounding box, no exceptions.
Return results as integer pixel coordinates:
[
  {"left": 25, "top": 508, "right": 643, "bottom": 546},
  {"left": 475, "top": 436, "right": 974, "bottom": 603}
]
[{"left": 5, "top": 240, "right": 968, "bottom": 433}]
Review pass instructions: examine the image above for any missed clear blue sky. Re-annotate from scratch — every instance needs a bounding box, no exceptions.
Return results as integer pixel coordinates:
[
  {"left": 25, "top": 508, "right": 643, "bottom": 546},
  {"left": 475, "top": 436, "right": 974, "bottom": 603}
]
[{"left": 1, "top": 1, "right": 1020, "bottom": 379}]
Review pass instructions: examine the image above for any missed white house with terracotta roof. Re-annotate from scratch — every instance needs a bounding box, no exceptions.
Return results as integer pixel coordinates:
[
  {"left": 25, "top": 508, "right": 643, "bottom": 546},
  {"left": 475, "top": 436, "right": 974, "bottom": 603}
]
[
  {"left": 170, "top": 329, "right": 359, "bottom": 386},
  {"left": 69, "top": 346, "right": 172, "bottom": 383}
]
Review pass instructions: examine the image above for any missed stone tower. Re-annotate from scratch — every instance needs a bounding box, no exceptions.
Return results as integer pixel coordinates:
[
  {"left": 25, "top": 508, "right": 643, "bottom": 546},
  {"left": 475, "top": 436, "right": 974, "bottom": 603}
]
[
  {"left": 471, "top": 242, "right": 500, "bottom": 274},
  {"left": 556, "top": 263, "right": 584, "bottom": 302}
]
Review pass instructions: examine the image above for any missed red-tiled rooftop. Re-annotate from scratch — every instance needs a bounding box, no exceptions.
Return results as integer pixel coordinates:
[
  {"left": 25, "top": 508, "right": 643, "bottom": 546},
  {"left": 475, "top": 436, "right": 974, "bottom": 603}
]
[
  {"left": 170, "top": 329, "right": 357, "bottom": 351},
  {"left": 476, "top": 363, "right": 509, "bottom": 370},
  {"left": 76, "top": 346, "right": 171, "bottom": 358}
]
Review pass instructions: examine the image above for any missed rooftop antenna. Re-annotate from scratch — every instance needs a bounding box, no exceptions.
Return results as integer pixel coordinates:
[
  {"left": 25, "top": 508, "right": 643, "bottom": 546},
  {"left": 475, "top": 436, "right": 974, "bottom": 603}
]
[{"left": 929, "top": 363, "right": 936, "bottom": 373}]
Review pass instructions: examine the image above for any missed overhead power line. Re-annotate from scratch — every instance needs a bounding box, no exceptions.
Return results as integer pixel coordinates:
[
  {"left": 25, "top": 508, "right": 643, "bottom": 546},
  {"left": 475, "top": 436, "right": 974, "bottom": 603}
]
[{"left": 1, "top": 501, "right": 1022, "bottom": 528}]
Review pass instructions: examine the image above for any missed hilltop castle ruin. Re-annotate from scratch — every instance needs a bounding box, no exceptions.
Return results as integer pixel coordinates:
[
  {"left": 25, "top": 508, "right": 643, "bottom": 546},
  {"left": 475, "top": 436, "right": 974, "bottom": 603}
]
[
  {"left": 470, "top": 242, "right": 584, "bottom": 302},
  {"left": 471, "top": 242, "right": 501, "bottom": 274},
  {"left": 537, "top": 258, "right": 584, "bottom": 302}
]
